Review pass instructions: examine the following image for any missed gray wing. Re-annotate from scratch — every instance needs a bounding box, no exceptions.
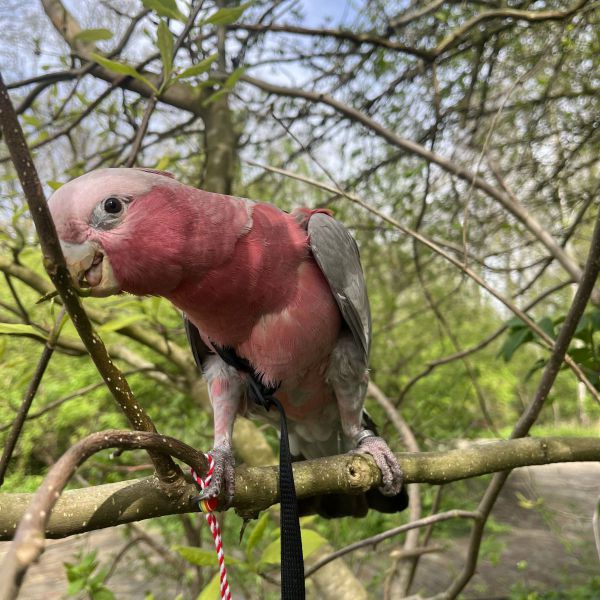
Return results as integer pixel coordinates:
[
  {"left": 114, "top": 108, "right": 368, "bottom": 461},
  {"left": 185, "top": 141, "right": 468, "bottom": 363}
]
[
  {"left": 308, "top": 212, "right": 371, "bottom": 360},
  {"left": 183, "top": 315, "right": 211, "bottom": 370}
]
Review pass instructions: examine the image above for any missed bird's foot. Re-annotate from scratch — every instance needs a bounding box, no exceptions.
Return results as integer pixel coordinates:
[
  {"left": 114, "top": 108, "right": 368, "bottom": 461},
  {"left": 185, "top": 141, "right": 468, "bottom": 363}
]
[
  {"left": 351, "top": 434, "right": 403, "bottom": 496},
  {"left": 197, "top": 443, "right": 236, "bottom": 508}
]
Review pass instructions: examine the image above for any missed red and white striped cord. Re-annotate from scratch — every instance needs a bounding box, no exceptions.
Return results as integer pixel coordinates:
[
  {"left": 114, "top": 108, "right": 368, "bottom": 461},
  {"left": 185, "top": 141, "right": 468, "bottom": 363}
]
[{"left": 191, "top": 455, "right": 232, "bottom": 600}]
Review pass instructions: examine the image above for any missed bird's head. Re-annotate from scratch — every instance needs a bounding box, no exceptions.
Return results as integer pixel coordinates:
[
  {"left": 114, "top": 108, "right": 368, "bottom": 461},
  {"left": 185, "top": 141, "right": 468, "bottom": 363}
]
[{"left": 48, "top": 168, "right": 193, "bottom": 297}]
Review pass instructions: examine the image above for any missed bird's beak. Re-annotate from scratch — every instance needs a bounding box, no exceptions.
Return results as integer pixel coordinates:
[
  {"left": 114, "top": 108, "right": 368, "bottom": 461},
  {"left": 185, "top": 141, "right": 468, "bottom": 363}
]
[{"left": 60, "top": 240, "right": 120, "bottom": 297}]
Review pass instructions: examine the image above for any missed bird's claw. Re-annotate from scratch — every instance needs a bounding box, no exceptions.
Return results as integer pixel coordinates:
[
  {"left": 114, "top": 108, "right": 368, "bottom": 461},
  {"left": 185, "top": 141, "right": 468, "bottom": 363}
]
[
  {"left": 197, "top": 444, "right": 236, "bottom": 508},
  {"left": 351, "top": 435, "right": 403, "bottom": 496}
]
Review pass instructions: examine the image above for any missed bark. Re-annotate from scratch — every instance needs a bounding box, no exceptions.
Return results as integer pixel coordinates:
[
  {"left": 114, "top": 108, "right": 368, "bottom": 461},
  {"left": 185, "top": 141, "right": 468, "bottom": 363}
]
[{"left": 0, "top": 436, "right": 597, "bottom": 541}]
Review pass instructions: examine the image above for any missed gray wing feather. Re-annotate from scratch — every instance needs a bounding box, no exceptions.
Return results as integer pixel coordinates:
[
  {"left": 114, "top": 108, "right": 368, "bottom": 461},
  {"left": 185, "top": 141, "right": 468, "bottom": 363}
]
[{"left": 308, "top": 212, "right": 371, "bottom": 361}]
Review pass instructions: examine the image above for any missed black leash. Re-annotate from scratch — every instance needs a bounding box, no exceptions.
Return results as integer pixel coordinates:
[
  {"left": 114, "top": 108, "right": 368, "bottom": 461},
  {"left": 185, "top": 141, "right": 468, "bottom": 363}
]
[{"left": 213, "top": 345, "right": 305, "bottom": 600}]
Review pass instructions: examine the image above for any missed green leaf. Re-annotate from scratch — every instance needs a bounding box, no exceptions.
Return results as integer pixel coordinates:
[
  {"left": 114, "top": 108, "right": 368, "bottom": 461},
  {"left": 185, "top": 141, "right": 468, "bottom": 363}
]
[
  {"left": 47, "top": 180, "right": 63, "bottom": 190},
  {"left": 154, "top": 156, "right": 170, "bottom": 171},
  {"left": 537, "top": 316, "right": 555, "bottom": 339},
  {"left": 258, "top": 537, "right": 280, "bottom": 565},
  {"left": 0, "top": 323, "right": 39, "bottom": 336},
  {"left": 175, "top": 545, "right": 239, "bottom": 567},
  {"left": 224, "top": 66, "right": 246, "bottom": 89},
  {"left": 90, "top": 54, "right": 157, "bottom": 92},
  {"left": 156, "top": 20, "right": 174, "bottom": 82},
  {"left": 66, "top": 577, "right": 86, "bottom": 596},
  {"left": 73, "top": 28, "right": 114, "bottom": 43},
  {"left": 300, "top": 529, "right": 326, "bottom": 559},
  {"left": 175, "top": 54, "right": 218, "bottom": 80},
  {"left": 573, "top": 313, "right": 593, "bottom": 343},
  {"left": 505, "top": 316, "right": 526, "bottom": 330},
  {"left": 246, "top": 511, "right": 269, "bottom": 560},
  {"left": 259, "top": 529, "right": 326, "bottom": 565},
  {"left": 499, "top": 327, "right": 533, "bottom": 362},
  {"left": 22, "top": 114, "right": 42, "bottom": 127},
  {"left": 202, "top": 88, "right": 229, "bottom": 107},
  {"left": 196, "top": 572, "right": 221, "bottom": 600},
  {"left": 142, "top": 0, "right": 186, "bottom": 22},
  {"left": 98, "top": 314, "right": 147, "bottom": 333},
  {"left": 205, "top": 1, "right": 253, "bottom": 26},
  {"left": 91, "top": 588, "right": 116, "bottom": 600}
]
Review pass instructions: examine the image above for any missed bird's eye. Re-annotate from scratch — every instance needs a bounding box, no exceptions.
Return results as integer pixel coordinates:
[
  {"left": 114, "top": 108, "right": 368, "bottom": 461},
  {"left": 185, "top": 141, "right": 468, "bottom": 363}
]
[{"left": 103, "top": 196, "right": 123, "bottom": 214}]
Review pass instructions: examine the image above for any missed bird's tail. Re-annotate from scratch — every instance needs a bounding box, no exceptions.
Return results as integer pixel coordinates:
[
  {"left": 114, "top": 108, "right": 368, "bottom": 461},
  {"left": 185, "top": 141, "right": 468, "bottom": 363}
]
[{"left": 293, "top": 410, "right": 409, "bottom": 518}]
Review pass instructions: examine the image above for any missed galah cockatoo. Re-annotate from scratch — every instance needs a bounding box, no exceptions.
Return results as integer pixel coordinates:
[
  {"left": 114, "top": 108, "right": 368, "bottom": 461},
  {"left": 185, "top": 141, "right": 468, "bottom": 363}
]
[{"left": 48, "top": 168, "right": 406, "bottom": 516}]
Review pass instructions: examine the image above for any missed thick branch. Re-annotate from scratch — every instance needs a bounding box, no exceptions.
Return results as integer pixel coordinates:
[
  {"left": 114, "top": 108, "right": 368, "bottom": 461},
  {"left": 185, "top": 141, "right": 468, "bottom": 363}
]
[
  {"left": 40, "top": 0, "right": 207, "bottom": 116},
  {"left": 0, "top": 436, "right": 597, "bottom": 542}
]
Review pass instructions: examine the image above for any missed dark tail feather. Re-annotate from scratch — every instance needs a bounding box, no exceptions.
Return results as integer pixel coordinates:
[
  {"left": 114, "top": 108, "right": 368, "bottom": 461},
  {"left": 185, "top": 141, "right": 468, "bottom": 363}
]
[
  {"left": 297, "top": 486, "right": 408, "bottom": 519},
  {"left": 295, "top": 410, "right": 409, "bottom": 518}
]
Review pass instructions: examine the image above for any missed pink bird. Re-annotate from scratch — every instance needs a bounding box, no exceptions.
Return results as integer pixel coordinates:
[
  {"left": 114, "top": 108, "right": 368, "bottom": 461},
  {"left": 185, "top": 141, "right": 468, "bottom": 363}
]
[{"left": 49, "top": 168, "right": 406, "bottom": 516}]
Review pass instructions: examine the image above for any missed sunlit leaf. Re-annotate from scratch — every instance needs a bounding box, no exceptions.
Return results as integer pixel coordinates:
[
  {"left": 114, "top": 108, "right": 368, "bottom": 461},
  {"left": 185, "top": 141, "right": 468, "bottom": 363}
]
[
  {"left": 73, "top": 28, "right": 114, "bottom": 43},
  {"left": 175, "top": 545, "right": 239, "bottom": 567},
  {"left": 97, "top": 314, "right": 147, "bottom": 333},
  {"left": 175, "top": 54, "right": 218, "bottom": 80},
  {"left": 0, "top": 323, "right": 40, "bottom": 337},
  {"left": 90, "top": 54, "right": 157, "bottom": 93},
  {"left": 142, "top": 0, "right": 185, "bottom": 22},
  {"left": 205, "top": 1, "right": 253, "bottom": 26},
  {"left": 259, "top": 528, "right": 326, "bottom": 565},
  {"left": 196, "top": 572, "right": 220, "bottom": 600}
]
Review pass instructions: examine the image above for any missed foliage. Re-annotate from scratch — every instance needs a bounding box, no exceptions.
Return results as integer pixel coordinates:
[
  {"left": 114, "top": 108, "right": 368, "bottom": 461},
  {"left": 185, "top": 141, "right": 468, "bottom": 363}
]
[
  {"left": 64, "top": 550, "right": 115, "bottom": 600},
  {"left": 1, "top": 0, "right": 599, "bottom": 597},
  {"left": 510, "top": 576, "right": 600, "bottom": 600}
]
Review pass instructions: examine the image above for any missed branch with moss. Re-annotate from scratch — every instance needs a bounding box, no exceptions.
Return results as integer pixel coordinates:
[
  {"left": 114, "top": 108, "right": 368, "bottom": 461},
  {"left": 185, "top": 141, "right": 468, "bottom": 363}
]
[
  {"left": 0, "top": 436, "right": 598, "bottom": 544},
  {"left": 0, "top": 433, "right": 598, "bottom": 598}
]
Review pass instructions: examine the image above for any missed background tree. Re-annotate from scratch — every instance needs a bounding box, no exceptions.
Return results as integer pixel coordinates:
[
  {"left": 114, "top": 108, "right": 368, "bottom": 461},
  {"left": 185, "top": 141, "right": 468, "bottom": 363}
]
[{"left": 0, "top": 0, "right": 599, "bottom": 598}]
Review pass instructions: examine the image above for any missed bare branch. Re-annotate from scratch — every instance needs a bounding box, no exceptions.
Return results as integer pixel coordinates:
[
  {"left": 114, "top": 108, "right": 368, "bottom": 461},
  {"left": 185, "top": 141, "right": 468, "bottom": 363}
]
[
  {"left": 305, "top": 510, "right": 479, "bottom": 579},
  {"left": 242, "top": 75, "right": 584, "bottom": 283}
]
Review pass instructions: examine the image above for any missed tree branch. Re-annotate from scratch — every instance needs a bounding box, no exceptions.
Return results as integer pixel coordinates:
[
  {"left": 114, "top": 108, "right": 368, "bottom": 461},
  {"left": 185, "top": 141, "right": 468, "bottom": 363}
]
[
  {"left": 40, "top": 0, "right": 208, "bottom": 116},
  {"left": 439, "top": 206, "right": 600, "bottom": 599},
  {"left": 242, "top": 75, "right": 584, "bottom": 284},
  {"left": 0, "top": 436, "right": 597, "bottom": 543},
  {"left": 0, "top": 431, "right": 208, "bottom": 600}
]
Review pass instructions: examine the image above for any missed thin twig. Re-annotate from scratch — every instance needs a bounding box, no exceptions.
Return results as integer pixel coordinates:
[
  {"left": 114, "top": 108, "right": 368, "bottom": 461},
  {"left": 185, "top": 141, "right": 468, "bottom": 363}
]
[
  {"left": 305, "top": 510, "right": 479, "bottom": 578},
  {"left": 124, "top": 1, "right": 205, "bottom": 167}
]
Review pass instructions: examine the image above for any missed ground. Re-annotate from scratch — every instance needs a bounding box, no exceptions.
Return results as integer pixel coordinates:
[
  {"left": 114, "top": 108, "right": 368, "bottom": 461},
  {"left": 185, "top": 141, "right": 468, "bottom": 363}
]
[{"left": 1, "top": 462, "right": 599, "bottom": 599}]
